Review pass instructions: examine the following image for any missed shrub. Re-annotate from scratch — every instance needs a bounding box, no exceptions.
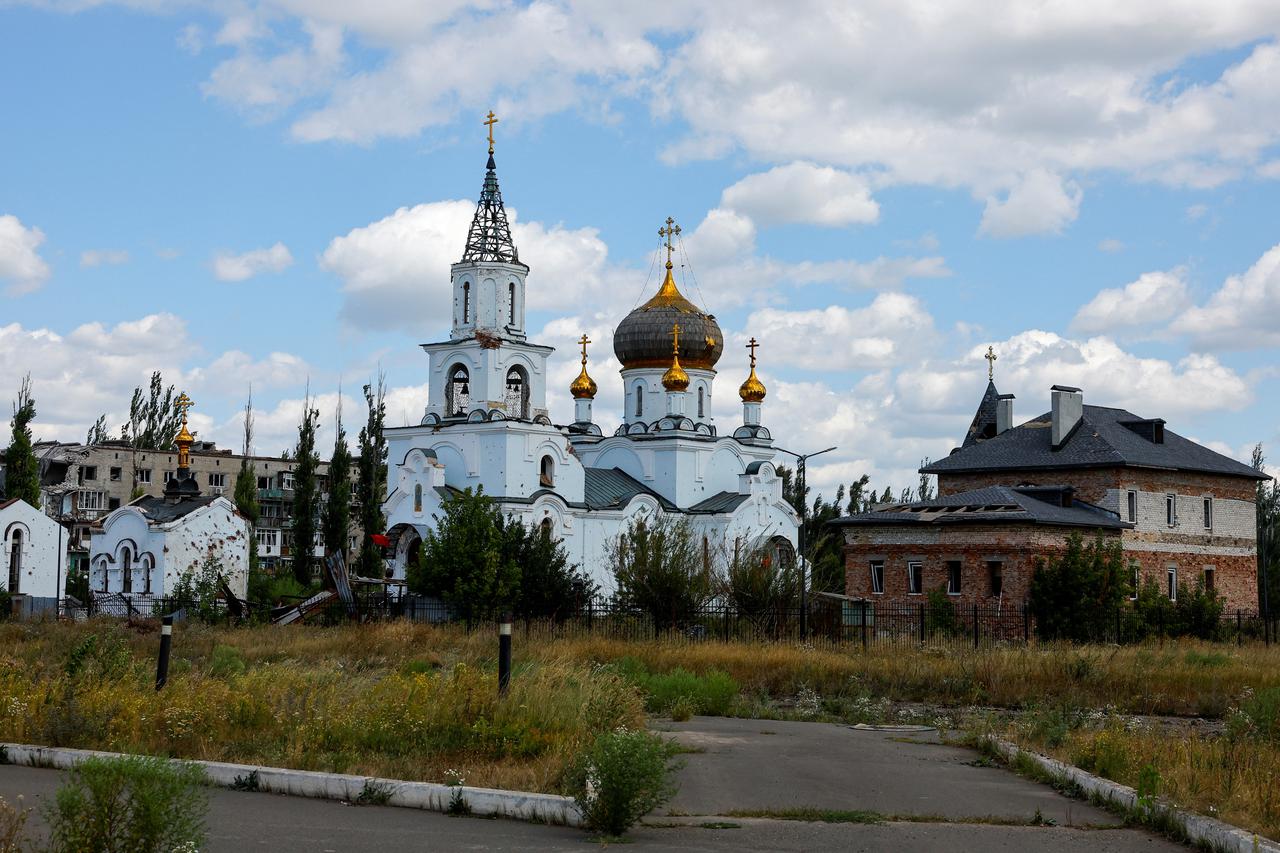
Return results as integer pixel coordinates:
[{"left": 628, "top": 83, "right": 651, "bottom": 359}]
[
  {"left": 609, "top": 514, "right": 717, "bottom": 634},
  {"left": 567, "top": 728, "right": 678, "bottom": 838},
  {"left": 612, "top": 659, "right": 738, "bottom": 716},
  {"left": 0, "top": 795, "right": 30, "bottom": 853},
  {"left": 925, "top": 588, "right": 961, "bottom": 637},
  {"left": 171, "top": 555, "right": 229, "bottom": 623},
  {"left": 45, "top": 755, "right": 208, "bottom": 853},
  {"left": 1029, "top": 533, "right": 1127, "bottom": 642},
  {"left": 0, "top": 585, "right": 10, "bottom": 622},
  {"left": 208, "top": 645, "right": 247, "bottom": 678}
]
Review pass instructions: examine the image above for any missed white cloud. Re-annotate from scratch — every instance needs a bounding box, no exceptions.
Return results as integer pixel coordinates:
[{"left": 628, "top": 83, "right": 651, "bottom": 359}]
[
  {"left": 0, "top": 214, "right": 52, "bottom": 295},
  {"left": 203, "top": 21, "right": 345, "bottom": 114},
  {"left": 979, "top": 170, "right": 1082, "bottom": 238},
  {"left": 211, "top": 242, "right": 294, "bottom": 282},
  {"left": 1171, "top": 242, "right": 1280, "bottom": 349},
  {"left": 186, "top": 350, "right": 310, "bottom": 396},
  {"left": 720, "top": 161, "right": 879, "bottom": 227},
  {"left": 1098, "top": 238, "right": 1125, "bottom": 253},
  {"left": 1072, "top": 268, "right": 1191, "bottom": 335},
  {"left": 1186, "top": 203, "right": 1209, "bottom": 220},
  {"left": 80, "top": 248, "right": 130, "bottom": 268}
]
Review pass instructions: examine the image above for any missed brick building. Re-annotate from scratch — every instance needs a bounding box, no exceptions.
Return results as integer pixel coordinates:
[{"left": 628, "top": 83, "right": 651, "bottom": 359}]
[{"left": 835, "top": 383, "right": 1266, "bottom": 611}]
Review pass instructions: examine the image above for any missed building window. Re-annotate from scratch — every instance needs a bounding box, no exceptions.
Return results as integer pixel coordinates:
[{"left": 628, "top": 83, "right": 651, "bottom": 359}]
[
  {"left": 414, "top": 484, "right": 423, "bottom": 513},
  {"left": 138, "top": 468, "right": 152, "bottom": 484},
  {"left": 946, "top": 561, "right": 962, "bottom": 596},
  {"left": 987, "top": 560, "right": 1003, "bottom": 597},
  {"left": 1167, "top": 565, "right": 1178, "bottom": 601},
  {"left": 1202, "top": 497, "right": 1213, "bottom": 530},
  {"left": 256, "top": 529, "right": 279, "bottom": 550},
  {"left": 1166, "top": 494, "right": 1176, "bottom": 527},
  {"left": 108, "top": 498, "right": 120, "bottom": 511},
  {"left": 462, "top": 281, "right": 470, "bottom": 323},
  {"left": 508, "top": 282, "right": 516, "bottom": 325},
  {"left": 208, "top": 473, "right": 227, "bottom": 488},
  {"left": 8, "top": 531, "right": 21, "bottom": 594},
  {"left": 634, "top": 382, "right": 644, "bottom": 418},
  {"left": 540, "top": 455, "right": 555, "bottom": 488},
  {"left": 1130, "top": 562, "right": 1140, "bottom": 600},
  {"left": 110, "top": 466, "right": 122, "bottom": 482},
  {"left": 258, "top": 476, "right": 270, "bottom": 489},
  {"left": 447, "top": 364, "right": 470, "bottom": 416},
  {"left": 101, "top": 560, "right": 109, "bottom": 592},
  {"left": 697, "top": 386, "right": 705, "bottom": 418},
  {"left": 281, "top": 472, "right": 295, "bottom": 490},
  {"left": 907, "top": 561, "right": 923, "bottom": 595},
  {"left": 80, "top": 465, "right": 98, "bottom": 482},
  {"left": 121, "top": 549, "right": 132, "bottom": 594},
  {"left": 1126, "top": 490, "right": 1137, "bottom": 523},
  {"left": 163, "top": 471, "right": 175, "bottom": 483},
  {"left": 80, "top": 491, "right": 106, "bottom": 511},
  {"left": 1203, "top": 566, "right": 1216, "bottom": 593},
  {"left": 869, "top": 560, "right": 884, "bottom": 595},
  {"left": 540, "top": 517, "right": 553, "bottom": 539}
]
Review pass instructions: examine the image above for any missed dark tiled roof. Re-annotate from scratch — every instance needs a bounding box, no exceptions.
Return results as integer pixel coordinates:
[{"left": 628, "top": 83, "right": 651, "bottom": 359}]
[
  {"left": 132, "top": 495, "right": 219, "bottom": 524},
  {"left": 583, "top": 467, "right": 676, "bottom": 511},
  {"left": 830, "top": 485, "right": 1128, "bottom": 530},
  {"left": 963, "top": 381, "right": 1000, "bottom": 447},
  {"left": 687, "top": 492, "right": 750, "bottom": 514},
  {"left": 923, "top": 405, "right": 1266, "bottom": 480}
]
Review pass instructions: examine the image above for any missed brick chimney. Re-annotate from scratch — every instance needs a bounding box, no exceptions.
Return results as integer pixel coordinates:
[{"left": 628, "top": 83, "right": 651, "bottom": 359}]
[
  {"left": 996, "top": 394, "right": 1015, "bottom": 435},
  {"left": 1050, "top": 385, "right": 1083, "bottom": 449}
]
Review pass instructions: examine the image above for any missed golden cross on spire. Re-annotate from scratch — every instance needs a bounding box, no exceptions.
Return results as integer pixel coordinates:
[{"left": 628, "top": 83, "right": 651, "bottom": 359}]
[
  {"left": 484, "top": 110, "right": 498, "bottom": 154},
  {"left": 658, "top": 216, "right": 682, "bottom": 269},
  {"left": 175, "top": 392, "right": 194, "bottom": 422},
  {"left": 746, "top": 337, "right": 759, "bottom": 368},
  {"left": 578, "top": 333, "right": 591, "bottom": 365},
  {"left": 984, "top": 345, "right": 998, "bottom": 381},
  {"left": 671, "top": 322, "right": 682, "bottom": 354}
]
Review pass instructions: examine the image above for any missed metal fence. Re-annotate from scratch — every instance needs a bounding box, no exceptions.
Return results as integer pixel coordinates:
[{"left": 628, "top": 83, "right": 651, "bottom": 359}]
[{"left": 15, "top": 592, "right": 1280, "bottom": 649}]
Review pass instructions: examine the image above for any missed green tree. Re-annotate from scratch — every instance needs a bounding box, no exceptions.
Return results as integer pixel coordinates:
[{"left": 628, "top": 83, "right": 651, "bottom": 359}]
[
  {"left": 1254, "top": 443, "right": 1279, "bottom": 617},
  {"left": 85, "top": 414, "right": 109, "bottom": 445},
  {"left": 233, "top": 394, "right": 260, "bottom": 580},
  {"left": 408, "top": 487, "right": 519, "bottom": 619},
  {"left": 1029, "top": 532, "right": 1128, "bottom": 642},
  {"left": 322, "top": 400, "right": 352, "bottom": 563},
  {"left": 505, "top": 514, "right": 596, "bottom": 619},
  {"left": 722, "top": 535, "right": 797, "bottom": 629},
  {"left": 121, "top": 371, "right": 181, "bottom": 495},
  {"left": 355, "top": 376, "right": 388, "bottom": 578},
  {"left": 291, "top": 396, "right": 320, "bottom": 586},
  {"left": 3, "top": 374, "right": 41, "bottom": 508},
  {"left": 609, "top": 513, "right": 716, "bottom": 633}
]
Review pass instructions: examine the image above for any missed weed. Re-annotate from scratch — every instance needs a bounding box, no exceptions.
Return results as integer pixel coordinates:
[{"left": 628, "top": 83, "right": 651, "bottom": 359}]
[
  {"left": 669, "top": 695, "right": 696, "bottom": 722},
  {"left": 355, "top": 780, "right": 393, "bottom": 806},
  {"left": 208, "top": 645, "right": 246, "bottom": 678},
  {"left": 230, "top": 770, "right": 259, "bottom": 792},
  {"left": 0, "top": 795, "right": 30, "bottom": 853},
  {"left": 443, "top": 769, "right": 470, "bottom": 816},
  {"left": 566, "top": 727, "right": 679, "bottom": 838}
]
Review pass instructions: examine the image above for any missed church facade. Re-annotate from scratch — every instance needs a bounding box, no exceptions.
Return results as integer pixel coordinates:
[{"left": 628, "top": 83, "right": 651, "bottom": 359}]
[{"left": 382, "top": 136, "right": 799, "bottom": 591}]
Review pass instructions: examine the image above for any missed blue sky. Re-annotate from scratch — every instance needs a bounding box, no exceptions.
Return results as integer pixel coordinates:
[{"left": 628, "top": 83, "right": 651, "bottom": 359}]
[{"left": 3, "top": 1, "right": 1280, "bottom": 494}]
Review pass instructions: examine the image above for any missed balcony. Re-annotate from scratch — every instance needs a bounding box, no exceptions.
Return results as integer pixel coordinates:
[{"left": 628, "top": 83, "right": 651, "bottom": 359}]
[{"left": 258, "top": 487, "right": 290, "bottom": 500}]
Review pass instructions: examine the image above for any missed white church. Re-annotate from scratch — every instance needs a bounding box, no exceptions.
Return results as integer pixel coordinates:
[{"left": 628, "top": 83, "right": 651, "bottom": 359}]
[{"left": 383, "top": 131, "right": 799, "bottom": 590}]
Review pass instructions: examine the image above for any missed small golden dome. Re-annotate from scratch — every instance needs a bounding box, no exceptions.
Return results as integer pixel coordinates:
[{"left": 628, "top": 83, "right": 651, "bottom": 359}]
[
  {"left": 662, "top": 322, "right": 690, "bottom": 392},
  {"left": 570, "top": 334, "right": 598, "bottom": 399},
  {"left": 739, "top": 338, "right": 766, "bottom": 402}
]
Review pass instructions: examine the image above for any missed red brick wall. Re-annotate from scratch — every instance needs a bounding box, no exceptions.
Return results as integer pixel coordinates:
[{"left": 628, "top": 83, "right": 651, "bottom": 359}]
[
  {"left": 937, "top": 467, "right": 1257, "bottom": 503},
  {"left": 1125, "top": 551, "right": 1258, "bottom": 611}
]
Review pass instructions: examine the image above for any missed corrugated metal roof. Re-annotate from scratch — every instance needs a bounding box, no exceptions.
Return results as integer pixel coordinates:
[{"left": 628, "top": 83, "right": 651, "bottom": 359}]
[
  {"left": 582, "top": 467, "right": 676, "bottom": 511},
  {"left": 687, "top": 491, "right": 750, "bottom": 514}
]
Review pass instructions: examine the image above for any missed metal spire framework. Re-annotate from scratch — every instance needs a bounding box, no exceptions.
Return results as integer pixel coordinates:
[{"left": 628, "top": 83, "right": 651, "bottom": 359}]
[{"left": 461, "top": 111, "right": 523, "bottom": 265}]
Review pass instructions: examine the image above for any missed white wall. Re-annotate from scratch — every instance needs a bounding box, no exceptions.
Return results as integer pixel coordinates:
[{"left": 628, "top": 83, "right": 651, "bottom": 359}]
[{"left": 1, "top": 499, "right": 68, "bottom": 598}]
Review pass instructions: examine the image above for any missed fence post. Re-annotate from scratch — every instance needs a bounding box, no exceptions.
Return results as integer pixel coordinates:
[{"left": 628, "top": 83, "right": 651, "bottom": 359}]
[
  {"left": 918, "top": 602, "right": 925, "bottom": 644},
  {"left": 498, "top": 613, "right": 512, "bottom": 697},
  {"left": 973, "top": 603, "right": 980, "bottom": 649},
  {"left": 1237, "top": 609, "right": 1243, "bottom": 647},
  {"left": 1022, "top": 602, "right": 1030, "bottom": 643},
  {"left": 155, "top": 614, "right": 173, "bottom": 691},
  {"left": 860, "top": 600, "right": 868, "bottom": 650}
]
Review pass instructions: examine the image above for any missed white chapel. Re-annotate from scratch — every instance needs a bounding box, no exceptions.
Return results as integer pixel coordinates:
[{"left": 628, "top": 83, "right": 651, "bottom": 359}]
[{"left": 382, "top": 125, "right": 799, "bottom": 590}]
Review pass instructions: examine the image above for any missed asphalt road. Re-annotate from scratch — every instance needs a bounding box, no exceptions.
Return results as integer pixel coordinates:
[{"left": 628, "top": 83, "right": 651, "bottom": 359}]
[{"left": 0, "top": 719, "right": 1189, "bottom": 852}]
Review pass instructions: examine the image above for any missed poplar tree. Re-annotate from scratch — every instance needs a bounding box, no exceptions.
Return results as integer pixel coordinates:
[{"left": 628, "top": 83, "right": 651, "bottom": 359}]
[
  {"left": 355, "top": 375, "right": 388, "bottom": 578},
  {"left": 3, "top": 374, "right": 41, "bottom": 509},
  {"left": 322, "top": 399, "right": 352, "bottom": 564},
  {"left": 233, "top": 394, "right": 260, "bottom": 572},
  {"left": 291, "top": 395, "right": 320, "bottom": 586}
]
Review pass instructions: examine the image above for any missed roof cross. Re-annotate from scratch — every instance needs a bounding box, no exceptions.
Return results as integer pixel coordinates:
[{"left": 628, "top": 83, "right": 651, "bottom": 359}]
[
  {"left": 484, "top": 110, "right": 498, "bottom": 154},
  {"left": 671, "top": 322, "right": 681, "bottom": 354},
  {"left": 984, "top": 345, "right": 998, "bottom": 381},
  {"left": 746, "top": 337, "right": 759, "bottom": 368},
  {"left": 175, "top": 391, "right": 194, "bottom": 422},
  {"left": 658, "top": 216, "right": 681, "bottom": 268},
  {"left": 578, "top": 333, "right": 591, "bottom": 365}
]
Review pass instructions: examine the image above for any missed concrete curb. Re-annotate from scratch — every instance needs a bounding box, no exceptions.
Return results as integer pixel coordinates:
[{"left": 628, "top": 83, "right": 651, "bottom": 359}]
[
  {"left": 986, "top": 736, "right": 1279, "bottom": 853},
  {"left": 1, "top": 742, "right": 583, "bottom": 828}
]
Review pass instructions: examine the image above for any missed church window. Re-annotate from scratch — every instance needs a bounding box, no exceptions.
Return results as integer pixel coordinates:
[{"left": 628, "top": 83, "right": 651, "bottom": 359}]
[
  {"left": 8, "top": 530, "right": 21, "bottom": 594},
  {"left": 101, "top": 559, "right": 109, "bottom": 592},
  {"left": 634, "top": 382, "right": 644, "bottom": 418},
  {"left": 540, "top": 517, "right": 553, "bottom": 539},
  {"left": 540, "top": 455, "right": 555, "bottom": 488},
  {"left": 122, "top": 549, "right": 132, "bottom": 594},
  {"left": 508, "top": 282, "right": 516, "bottom": 325},
  {"left": 697, "top": 386, "right": 705, "bottom": 418},
  {"left": 414, "top": 484, "right": 423, "bottom": 513},
  {"left": 869, "top": 560, "right": 884, "bottom": 595},
  {"left": 142, "top": 554, "right": 151, "bottom": 595},
  {"left": 505, "top": 366, "right": 529, "bottom": 419},
  {"left": 462, "top": 282, "right": 471, "bottom": 323},
  {"left": 447, "top": 365, "right": 470, "bottom": 416}
]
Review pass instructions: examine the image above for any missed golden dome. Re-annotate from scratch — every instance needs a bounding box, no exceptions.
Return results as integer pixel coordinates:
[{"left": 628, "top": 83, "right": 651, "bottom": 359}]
[
  {"left": 661, "top": 323, "right": 690, "bottom": 392},
  {"left": 570, "top": 334, "right": 598, "bottom": 399},
  {"left": 739, "top": 338, "right": 766, "bottom": 402}
]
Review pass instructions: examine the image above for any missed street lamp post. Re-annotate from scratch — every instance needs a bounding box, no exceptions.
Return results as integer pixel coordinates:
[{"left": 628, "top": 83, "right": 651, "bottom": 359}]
[{"left": 776, "top": 445, "right": 837, "bottom": 641}]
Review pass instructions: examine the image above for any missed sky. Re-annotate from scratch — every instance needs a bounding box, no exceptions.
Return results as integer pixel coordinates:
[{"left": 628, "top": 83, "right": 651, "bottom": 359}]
[{"left": 3, "top": 0, "right": 1280, "bottom": 498}]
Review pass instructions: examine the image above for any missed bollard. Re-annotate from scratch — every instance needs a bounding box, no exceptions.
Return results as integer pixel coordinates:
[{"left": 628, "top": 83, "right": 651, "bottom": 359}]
[
  {"left": 155, "top": 614, "right": 173, "bottom": 691},
  {"left": 498, "top": 613, "right": 512, "bottom": 697}
]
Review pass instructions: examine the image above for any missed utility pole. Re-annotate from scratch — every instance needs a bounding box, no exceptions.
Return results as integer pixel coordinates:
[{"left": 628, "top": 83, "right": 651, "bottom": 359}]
[{"left": 777, "top": 445, "right": 837, "bottom": 641}]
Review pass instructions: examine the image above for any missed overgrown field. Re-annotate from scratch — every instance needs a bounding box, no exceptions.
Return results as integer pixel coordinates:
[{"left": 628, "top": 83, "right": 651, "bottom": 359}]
[{"left": 3, "top": 619, "right": 1280, "bottom": 836}]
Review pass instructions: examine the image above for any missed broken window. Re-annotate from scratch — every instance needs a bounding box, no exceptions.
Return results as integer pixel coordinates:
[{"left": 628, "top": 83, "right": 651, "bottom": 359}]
[
  {"left": 946, "top": 561, "right": 962, "bottom": 595},
  {"left": 1167, "top": 565, "right": 1178, "bottom": 601},
  {"left": 907, "top": 561, "right": 923, "bottom": 595},
  {"left": 869, "top": 560, "right": 884, "bottom": 595},
  {"left": 987, "top": 560, "right": 1003, "bottom": 597},
  {"left": 1203, "top": 566, "right": 1215, "bottom": 593}
]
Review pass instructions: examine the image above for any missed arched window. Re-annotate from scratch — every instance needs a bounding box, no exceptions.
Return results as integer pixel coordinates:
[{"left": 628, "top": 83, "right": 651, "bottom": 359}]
[
  {"left": 446, "top": 364, "right": 470, "bottom": 416},
  {"left": 8, "top": 530, "right": 21, "bottom": 594},
  {"left": 697, "top": 386, "right": 705, "bottom": 418},
  {"left": 462, "top": 282, "right": 471, "bottom": 323},
  {"left": 142, "top": 554, "right": 152, "bottom": 595},
  {"left": 508, "top": 282, "right": 516, "bottom": 325},
  {"left": 505, "top": 366, "right": 529, "bottom": 419},
  {"left": 634, "top": 382, "right": 644, "bottom": 418},
  {"left": 540, "top": 455, "right": 555, "bottom": 488},
  {"left": 414, "top": 483, "right": 423, "bottom": 513},
  {"left": 100, "top": 557, "right": 109, "bottom": 592},
  {"left": 121, "top": 548, "right": 132, "bottom": 594},
  {"left": 540, "top": 517, "right": 553, "bottom": 539}
]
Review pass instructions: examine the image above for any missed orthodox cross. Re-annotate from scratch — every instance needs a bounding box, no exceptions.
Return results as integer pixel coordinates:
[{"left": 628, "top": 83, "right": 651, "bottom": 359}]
[
  {"left": 984, "top": 345, "right": 998, "bottom": 381},
  {"left": 747, "top": 337, "right": 759, "bottom": 368},
  {"left": 671, "top": 322, "right": 682, "bottom": 355},
  {"left": 175, "top": 391, "right": 194, "bottom": 422},
  {"left": 659, "top": 216, "right": 681, "bottom": 266},
  {"left": 485, "top": 110, "right": 499, "bottom": 154},
  {"left": 578, "top": 333, "right": 591, "bottom": 365}
]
